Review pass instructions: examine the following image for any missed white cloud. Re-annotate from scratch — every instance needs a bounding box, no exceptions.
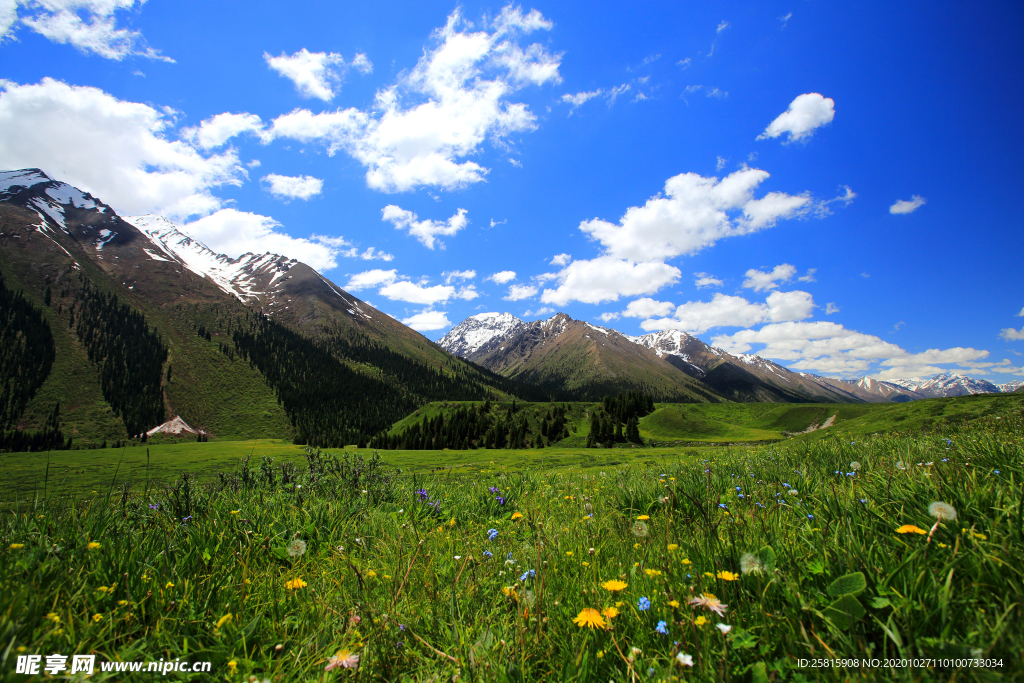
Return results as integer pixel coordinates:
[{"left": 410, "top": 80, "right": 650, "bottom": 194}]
[
  {"left": 382, "top": 205, "right": 468, "bottom": 249},
  {"left": 402, "top": 309, "right": 451, "bottom": 331},
  {"left": 264, "top": 48, "right": 371, "bottom": 101},
  {"left": 599, "top": 311, "right": 620, "bottom": 322},
  {"left": 486, "top": 270, "right": 516, "bottom": 284},
  {"left": 880, "top": 348, "right": 989, "bottom": 367},
  {"left": 182, "top": 209, "right": 345, "bottom": 271},
  {"left": 443, "top": 269, "right": 476, "bottom": 284},
  {"left": 505, "top": 284, "right": 538, "bottom": 301},
  {"left": 550, "top": 253, "right": 571, "bottom": 266},
  {"left": 540, "top": 256, "right": 681, "bottom": 306},
  {"left": 190, "top": 112, "right": 264, "bottom": 150},
  {"left": 641, "top": 290, "right": 813, "bottom": 334},
  {"left": 797, "top": 267, "right": 817, "bottom": 283},
  {"left": 779, "top": 12, "right": 792, "bottom": 27},
  {"left": 716, "top": 156, "right": 726, "bottom": 171},
  {"left": 694, "top": 272, "right": 723, "bottom": 289},
  {"left": 825, "top": 302, "right": 839, "bottom": 314},
  {"left": 677, "top": 58, "right": 691, "bottom": 70},
  {"left": 345, "top": 269, "right": 397, "bottom": 291},
  {"left": 341, "top": 246, "right": 392, "bottom": 261},
  {"left": 561, "top": 89, "right": 602, "bottom": 110},
  {"left": 889, "top": 195, "right": 926, "bottom": 214},
  {"left": 623, "top": 298, "right": 675, "bottom": 319},
  {"left": 260, "top": 173, "right": 323, "bottom": 200},
  {"left": 1017, "top": 307, "right": 1024, "bottom": 317},
  {"left": 1000, "top": 327, "right": 1024, "bottom": 341},
  {"left": 577, "top": 168, "right": 816, "bottom": 262},
  {"left": 605, "top": 83, "right": 631, "bottom": 104},
  {"left": 263, "top": 7, "right": 560, "bottom": 192},
  {"left": 0, "top": 78, "right": 245, "bottom": 220},
  {"left": 455, "top": 285, "right": 480, "bottom": 300},
  {"left": 757, "top": 93, "right": 835, "bottom": 143},
  {"left": 4, "top": 0, "right": 171, "bottom": 61},
  {"left": 743, "top": 264, "right": 796, "bottom": 292},
  {"left": 717, "top": 20, "right": 730, "bottom": 33},
  {"left": 524, "top": 306, "right": 554, "bottom": 317},
  {"left": 379, "top": 280, "right": 455, "bottom": 305}
]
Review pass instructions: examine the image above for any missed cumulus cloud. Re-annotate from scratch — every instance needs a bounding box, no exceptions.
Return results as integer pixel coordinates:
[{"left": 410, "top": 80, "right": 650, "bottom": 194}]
[
  {"left": 264, "top": 48, "right": 371, "bottom": 101},
  {"left": 825, "top": 302, "right": 839, "bottom": 315},
  {"left": 623, "top": 298, "right": 675, "bottom": 319},
  {"left": 382, "top": 205, "right": 468, "bottom": 249},
  {"left": 694, "top": 274, "right": 723, "bottom": 289},
  {"left": 3, "top": 0, "right": 171, "bottom": 61},
  {"left": 443, "top": 269, "right": 476, "bottom": 284},
  {"left": 550, "top": 253, "right": 571, "bottom": 266},
  {"left": 1001, "top": 327, "right": 1024, "bottom": 341},
  {"left": 743, "top": 264, "right": 796, "bottom": 292},
  {"left": 345, "top": 269, "right": 397, "bottom": 291},
  {"left": 757, "top": 93, "right": 835, "bottom": 143},
  {"left": 889, "top": 195, "right": 926, "bottom": 214},
  {"left": 505, "top": 284, "right": 538, "bottom": 301},
  {"left": 190, "top": 112, "right": 264, "bottom": 150},
  {"left": 524, "top": 306, "right": 554, "bottom": 317},
  {"left": 181, "top": 209, "right": 350, "bottom": 271},
  {"left": 797, "top": 267, "right": 817, "bottom": 283},
  {"left": 599, "top": 311, "right": 620, "bottom": 322},
  {"left": 578, "top": 167, "right": 816, "bottom": 262},
  {"left": 0, "top": 78, "right": 245, "bottom": 220},
  {"left": 486, "top": 270, "right": 516, "bottom": 284},
  {"left": 379, "top": 280, "right": 455, "bottom": 305},
  {"left": 540, "top": 257, "right": 681, "bottom": 306},
  {"left": 262, "top": 7, "right": 561, "bottom": 192},
  {"left": 260, "top": 173, "right": 323, "bottom": 200},
  {"left": 402, "top": 309, "right": 451, "bottom": 331},
  {"left": 641, "top": 290, "right": 814, "bottom": 334}
]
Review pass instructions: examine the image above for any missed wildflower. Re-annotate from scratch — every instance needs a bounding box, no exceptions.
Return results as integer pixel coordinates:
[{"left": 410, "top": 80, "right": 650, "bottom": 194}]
[
  {"left": 287, "top": 539, "right": 307, "bottom": 558},
  {"left": 669, "top": 599, "right": 680, "bottom": 608},
  {"left": 8, "top": 543, "right": 24, "bottom": 550},
  {"left": 501, "top": 586, "right": 518, "bottom": 601},
  {"left": 519, "top": 569, "right": 536, "bottom": 582},
  {"left": 667, "top": 544, "right": 678, "bottom": 551},
  {"left": 676, "top": 653, "right": 694, "bottom": 667},
  {"left": 718, "top": 503, "right": 727, "bottom": 509},
  {"left": 284, "top": 577, "right": 307, "bottom": 589},
  {"left": 694, "top": 616, "right": 707, "bottom": 627},
  {"left": 631, "top": 521, "right": 649, "bottom": 538},
  {"left": 216, "top": 614, "right": 233, "bottom": 629},
  {"left": 227, "top": 661, "right": 237, "bottom": 674},
  {"left": 655, "top": 620, "right": 668, "bottom": 634},
  {"left": 896, "top": 461, "right": 906, "bottom": 470},
  {"left": 602, "top": 606, "right": 619, "bottom": 618},
  {"left": 117, "top": 600, "right": 128, "bottom": 607},
  {"left": 970, "top": 531, "right": 988, "bottom": 541},
  {"left": 566, "top": 551, "right": 573, "bottom": 556},
  {"left": 511, "top": 512, "right": 524, "bottom": 521},
  {"left": 149, "top": 503, "right": 160, "bottom": 510},
  {"left": 638, "top": 596, "right": 651, "bottom": 611},
  {"left": 860, "top": 499, "right": 867, "bottom": 504},
  {"left": 689, "top": 593, "right": 728, "bottom": 616},
  {"left": 928, "top": 502, "right": 957, "bottom": 521},
  {"left": 487, "top": 528, "right": 499, "bottom": 541},
  {"left": 789, "top": 489, "right": 799, "bottom": 497},
  {"left": 325, "top": 650, "right": 360, "bottom": 671},
  {"left": 637, "top": 515, "right": 650, "bottom": 520},
  {"left": 165, "top": 582, "right": 175, "bottom": 589},
  {"left": 364, "top": 570, "right": 377, "bottom": 579},
  {"left": 644, "top": 568, "right": 663, "bottom": 578},
  {"left": 482, "top": 550, "right": 493, "bottom": 558},
  {"left": 45, "top": 613, "right": 60, "bottom": 624},
  {"left": 717, "top": 571, "right": 739, "bottom": 581},
  {"left": 716, "top": 624, "right": 732, "bottom": 634},
  {"left": 850, "top": 462, "right": 861, "bottom": 471},
  {"left": 896, "top": 525, "right": 927, "bottom": 535},
  {"left": 92, "top": 613, "right": 103, "bottom": 623},
  {"left": 87, "top": 542, "right": 101, "bottom": 551},
  {"left": 681, "top": 558, "right": 691, "bottom": 565},
  {"left": 572, "top": 608, "right": 607, "bottom": 629},
  {"left": 601, "top": 579, "right": 628, "bottom": 592},
  {"left": 807, "top": 514, "right": 814, "bottom": 520},
  {"left": 740, "top": 553, "right": 764, "bottom": 575},
  {"left": 229, "top": 510, "right": 239, "bottom": 515}
]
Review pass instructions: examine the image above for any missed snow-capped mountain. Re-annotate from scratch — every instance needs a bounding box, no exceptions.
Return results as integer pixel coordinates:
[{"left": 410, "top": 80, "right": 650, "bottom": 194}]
[
  {"left": 437, "top": 312, "right": 526, "bottom": 357},
  {"left": 997, "top": 380, "right": 1024, "bottom": 393},
  {"left": 883, "top": 373, "right": 1002, "bottom": 398}
]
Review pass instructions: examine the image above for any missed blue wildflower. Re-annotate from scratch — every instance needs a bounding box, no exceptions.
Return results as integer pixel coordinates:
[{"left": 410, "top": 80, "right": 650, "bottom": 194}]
[
  {"left": 783, "top": 483, "right": 790, "bottom": 488},
  {"left": 482, "top": 550, "right": 493, "bottom": 558},
  {"left": 994, "top": 470, "right": 1001, "bottom": 474},
  {"left": 148, "top": 503, "right": 159, "bottom": 510},
  {"left": 738, "top": 494, "right": 745, "bottom": 499},
  {"left": 416, "top": 488, "right": 429, "bottom": 500},
  {"left": 718, "top": 503, "right": 727, "bottom": 509},
  {"left": 807, "top": 514, "right": 813, "bottom": 520},
  {"left": 487, "top": 528, "right": 498, "bottom": 541},
  {"left": 638, "top": 597, "right": 651, "bottom": 611},
  {"left": 519, "top": 569, "right": 535, "bottom": 582},
  {"left": 860, "top": 499, "right": 867, "bottom": 504},
  {"left": 655, "top": 620, "right": 668, "bottom": 634}
]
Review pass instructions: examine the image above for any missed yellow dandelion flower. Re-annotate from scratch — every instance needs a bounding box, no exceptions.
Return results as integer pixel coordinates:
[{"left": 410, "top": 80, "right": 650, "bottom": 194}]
[
  {"left": 92, "top": 613, "right": 103, "bottom": 623},
  {"left": 216, "top": 613, "right": 233, "bottom": 629},
  {"left": 681, "top": 558, "right": 692, "bottom": 565},
  {"left": 896, "top": 525, "right": 927, "bottom": 535},
  {"left": 501, "top": 586, "right": 518, "bottom": 601},
  {"left": 511, "top": 512, "right": 524, "bottom": 521},
  {"left": 669, "top": 600, "right": 680, "bottom": 608},
  {"left": 601, "top": 579, "right": 628, "bottom": 592},
  {"left": 717, "top": 571, "right": 739, "bottom": 581},
  {"left": 9, "top": 543, "right": 24, "bottom": 550},
  {"left": 45, "top": 613, "right": 60, "bottom": 624},
  {"left": 449, "top": 518, "right": 456, "bottom": 527},
  {"left": 165, "top": 582, "right": 175, "bottom": 589},
  {"left": 227, "top": 660, "right": 237, "bottom": 674},
  {"left": 694, "top": 616, "right": 707, "bottom": 627},
  {"left": 633, "top": 542, "right": 641, "bottom": 549},
  {"left": 364, "top": 570, "right": 377, "bottom": 579},
  {"left": 230, "top": 510, "right": 239, "bottom": 515},
  {"left": 637, "top": 515, "right": 650, "bottom": 520},
  {"left": 644, "top": 568, "right": 663, "bottom": 578},
  {"left": 573, "top": 608, "right": 606, "bottom": 629},
  {"left": 597, "top": 650, "right": 605, "bottom": 659},
  {"left": 284, "top": 577, "right": 307, "bottom": 589},
  {"left": 97, "top": 586, "right": 110, "bottom": 593},
  {"left": 667, "top": 544, "right": 679, "bottom": 551},
  {"left": 566, "top": 551, "right": 573, "bottom": 556},
  {"left": 118, "top": 600, "right": 128, "bottom": 607},
  {"left": 582, "top": 561, "right": 590, "bottom": 566},
  {"left": 87, "top": 542, "right": 101, "bottom": 551},
  {"left": 602, "top": 606, "right": 619, "bottom": 618}
]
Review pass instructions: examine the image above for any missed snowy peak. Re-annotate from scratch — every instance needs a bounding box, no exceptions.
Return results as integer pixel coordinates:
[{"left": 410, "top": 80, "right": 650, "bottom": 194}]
[
  {"left": 882, "top": 373, "right": 1001, "bottom": 397},
  {"left": 437, "top": 312, "right": 525, "bottom": 356}
]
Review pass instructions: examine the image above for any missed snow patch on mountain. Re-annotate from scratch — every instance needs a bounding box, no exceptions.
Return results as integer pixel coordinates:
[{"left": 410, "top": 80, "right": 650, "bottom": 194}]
[
  {"left": 438, "top": 312, "right": 524, "bottom": 356},
  {"left": 883, "top": 373, "right": 1000, "bottom": 397}
]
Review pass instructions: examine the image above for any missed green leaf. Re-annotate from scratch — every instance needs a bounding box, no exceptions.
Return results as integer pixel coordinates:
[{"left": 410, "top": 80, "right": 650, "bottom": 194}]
[
  {"left": 271, "top": 547, "right": 290, "bottom": 561},
  {"left": 827, "top": 571, "right": 867, "bottom": 598},
  {"left": 751, "top": 662, "right": 770, "bottom": 683},
  {"left": 756, "top": 545, "right": 777, "bottom": 572},
  {"left": 304, "top": 523, "right": 316, "bottom": 537},
  {"left": 869, "top": 596, "right": 891, "bottom": 609},
  {"left": 807, "top": 559, "right": 826, "bottom": 575},
  {"left": 824, "top": 594, "right": 865, "bottom": 629},
  {"left": 201, "top": 549, "right": 212, "bottom": 564}
]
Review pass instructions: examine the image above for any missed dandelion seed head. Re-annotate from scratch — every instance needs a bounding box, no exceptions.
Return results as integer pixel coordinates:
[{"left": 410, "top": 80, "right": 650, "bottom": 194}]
[
  {"left": 739, "top": 552, "right": 764, "bottom": 575},
  {"left": 928, "top": 501, "right": 957, "bottom": 521},
  {"left": 287, "top": 539, "right": 307, "bottom": 557},
  {"left": 631, "top": 521, "right": 649, "bottom": 538}
]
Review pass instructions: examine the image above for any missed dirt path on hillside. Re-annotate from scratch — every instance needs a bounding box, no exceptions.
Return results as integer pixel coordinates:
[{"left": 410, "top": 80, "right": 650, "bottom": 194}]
[{"left": 791, "top": 413, "right": 837, "bottom": 435}]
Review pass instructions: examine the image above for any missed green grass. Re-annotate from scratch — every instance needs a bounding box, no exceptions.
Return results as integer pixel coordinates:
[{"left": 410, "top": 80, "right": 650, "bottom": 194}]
[{"left": 0, "top": 406, "right": 1021, "bottom": 681}]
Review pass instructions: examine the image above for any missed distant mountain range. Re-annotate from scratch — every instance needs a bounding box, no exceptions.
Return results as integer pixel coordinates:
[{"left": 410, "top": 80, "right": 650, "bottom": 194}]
[{"left": 440, "top": 312, "right": 1020, "bottom": 403}]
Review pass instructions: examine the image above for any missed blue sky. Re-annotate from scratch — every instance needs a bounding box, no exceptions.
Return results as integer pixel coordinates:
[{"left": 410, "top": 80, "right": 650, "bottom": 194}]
[{"left": 1, "top": 0, "right": 1022, "bottom": 382}]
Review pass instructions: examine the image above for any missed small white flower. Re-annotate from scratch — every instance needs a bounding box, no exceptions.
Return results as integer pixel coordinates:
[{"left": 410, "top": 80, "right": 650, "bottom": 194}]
[
  {"left": 716, "top": 623, "right": 732, "bottom": 634},
  {"left": 850, "top": 461, "right": 861, "bottom": 471},
  {"left": 676, "top": 652, "right": 694, "bottom": 667},
  {"left": 454, "top": 556, "right": 462, "bottom": 560}
]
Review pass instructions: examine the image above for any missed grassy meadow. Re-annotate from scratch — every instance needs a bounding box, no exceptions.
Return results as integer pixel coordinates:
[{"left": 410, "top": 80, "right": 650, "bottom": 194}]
[{"left": 0, "top": 398, "right": 1022, "bottom": 681}]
